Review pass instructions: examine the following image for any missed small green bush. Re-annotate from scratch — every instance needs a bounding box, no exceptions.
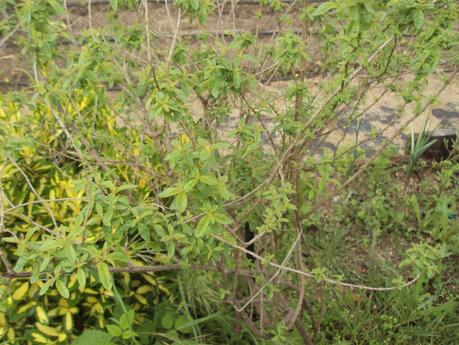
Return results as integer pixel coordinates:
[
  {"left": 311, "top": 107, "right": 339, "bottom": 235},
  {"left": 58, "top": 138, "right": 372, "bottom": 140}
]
[{"left": 0, "top": 0, "right": 458, "bottom": 344}]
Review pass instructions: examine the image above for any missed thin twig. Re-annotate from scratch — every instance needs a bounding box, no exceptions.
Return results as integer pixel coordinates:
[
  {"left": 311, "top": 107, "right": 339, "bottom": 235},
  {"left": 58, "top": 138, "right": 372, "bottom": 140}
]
[
  {"left": 0, "top": 23, "right": 20, "bottom": 48},
  {"left": 235, "top": 232, "right": 301, "bottom": 312},
  {"left": 88, "top": 0, "right": 94, "bottom": 32},
  {"left": 143, "top": 0, "right": 152, "bottom": 62},
  {"left": 166, "top": 8, "right": 181, "bottom": 71},
  {"left": 63, "top": 0, "right": 76, "bottom": 46},
  {"left": 212, "top": 233, "right": 420, "bottom": 291},
  {"left": 4, "top": 198, "right": 85, "bottom": 214}
]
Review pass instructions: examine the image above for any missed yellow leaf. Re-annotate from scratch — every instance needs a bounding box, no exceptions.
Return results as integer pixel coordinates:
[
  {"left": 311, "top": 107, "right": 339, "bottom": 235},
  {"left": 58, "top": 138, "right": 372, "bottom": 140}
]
[
  {"left": 48, "top": 307, "right": 58, "bottom": 317},
  {"left": 179, "top": 133, "right": 190, "bottom": 144},
  {"left": 31, "top": 332, "right": 50, "bottom": 344},
  {"left": 102, "top": 289, "right": 113, "bottom": 297},
  {"left": 27, "top": 192, "right": 36, "bottom": 217},
  {"left": 58, "top": 333, "right": 67, "bottom": 342},
  {"left": 13, "top": 282, "right": 29, "bottom": 300},
  {"left": 36, "top": 306, "right": 49, "bottom": 324},
  {"left": 141, "top": 274, "right": 157, "bottom": 286},
  {"left": 18, "top": 301, "right": 36, "bottom": 313},
  {"left": 136, "top": 286, "right": 153, "bottom": 294},
  {"left": 134, "top": 294, "right": 147, "bottom": 305},
  {"left": 122, "top": 272, "right": 130, "bottom": 286},
  {"left": 107, "top": 116, "right": 115, "bottom": 135},
  {"left": 68, "top": 273, "right": 77, "bottom": 289},
  {"left": 64, "top": 312, "right": 73, "bottom": 331},
  {"left": 85, "top": 296, "right": 97, "bottom": 304},
  {"left": 58, "top": 299, "right": 69, "bottom": 308},
  {"left": 98, "top": 315, "right": 105, "bottom": 328},
  {"left": 93, "top": 303, "right": 104, "bottom": 314},
  {"left": 0, "top": 312, "right": 6, "bottom": 325},
  {"left": 49, "top": 189, "right": 55, "bottom": 203},
  {"left": 79, "top": 96, "right": 90, "bottom": 110},
  {"left": 84, "top": 288, "right": 98, "bottom": 295},
  {"left": 158, "top": 284, "right": 171, "bottom": 296},
  {"left": 36, "top": 323, "right": 59, "bottom": 337},
  {"left": 7, "top": 328, "right": 15, "bottom": 340},
  {"left": 47, "top": 289, "right": 58, "bottom": 297}
]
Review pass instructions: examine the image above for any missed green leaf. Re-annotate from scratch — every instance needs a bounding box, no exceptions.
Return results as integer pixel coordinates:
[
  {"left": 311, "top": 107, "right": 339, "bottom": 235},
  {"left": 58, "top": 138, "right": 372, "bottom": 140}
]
[
  {"left": 122, "top": 330, "right": 136, "bottom": 339},
  {"left": 175, "top": 315, "right": 193, "bottom": 334},
  {"left": 39, "top": 239, "right": 63, "bottom": 252},
  {"left": 119, "top": 310, "right": 135, "bottom": 330},
  {"left": 363, "top": 1, "right": 376, "bottom": 14},
  {"left": 159, "top": 186, "right": 179, "bottom": 198},
  {"left": 77, "top": 268, "right": 86, "bottom": 290},
  {"left": 110, "top": 0, "right": 118, "bottom": 11},
  {"left": 154, "top": 224, "right": 166, "bottom": 237},
  {"left": 119, "top": 315, "right": 129, "bottom": 330},
  {"left": 174, "top": 192, "right": 187, "bottom": 213},
  {"left": 198, "top": 6, "right": 208, "bottom": 24},
  {"left": 119, "top": 310, "right": 134, "bottom": 330},
  {"left": 97, "top": 262, "right": 113, "bottom": 290},
  {"left": 161, "top": 310, "right": 174, "bottom": 329},
  {"left": 39, "top": 256, "right": 52, "bottom": 272},
  {"left": 213, "top": 213, "right": 232, "bottom": 225},
  {"left": 210, "top": 81, "right": 220, "bottom": 98},
  {"left": 174, "top": 312, "right": 221, "bottom": 333},
  {"left": 414, "top": 9, "right": 424, "bottom": 30},
  {"left": 106, "top": 325, "right": 122, "bottom": 337},
  {"left": 71, "top": 330, "right": 114, "bottom": 345},
  {"left": 56, "top": 280, "right": 69, "bottom": 299},
  {"left": 200, "top": 175, "right": 218, "bottom": 185},
  {"left": 64, "top": 244, "right": 77, "bottom": 264},
  {"left": 116, "top": 184, "right": 136, "bottom": 192},
  {"left": 138, "top": 223, "right": 151, "bottom": 242},
  {"left": 195, "top": 215, "right": 211, "bottom": 237},
  {"left": 183, "top": 179, "right": 197, "bottom": 192},
  {"left": 217, "top": 179, "right": 233, "bottom": 200},
  {"left": 47, "top": 0, "right": 65, "bottom": 14},
  {"left": 107, "top": 251, "right": 131, "bottom": 263},
  {"left": 312, "top": 2, "right": 336, "bottom": 17},
  {"left": 190, "top": 0, "right": 199, "bottom": 11},
  {"left": 39, "top": 279, "right": 54, "bottom": 296},
  {"left": 166, "top": 241, "right": 175, "bottom": 257}
]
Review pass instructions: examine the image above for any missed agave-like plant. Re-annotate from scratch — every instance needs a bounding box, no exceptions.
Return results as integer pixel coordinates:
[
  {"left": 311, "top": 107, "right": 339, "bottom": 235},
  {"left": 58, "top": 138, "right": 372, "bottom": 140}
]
[{"left": 407, "top": 124, "right": 437, "bottom": 174}]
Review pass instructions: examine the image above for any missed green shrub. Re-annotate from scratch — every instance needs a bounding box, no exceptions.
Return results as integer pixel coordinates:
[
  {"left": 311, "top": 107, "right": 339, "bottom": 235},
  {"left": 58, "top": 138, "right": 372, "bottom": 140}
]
[{"left": 0, "top": 0, "right": 458, "bottom": 344}]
